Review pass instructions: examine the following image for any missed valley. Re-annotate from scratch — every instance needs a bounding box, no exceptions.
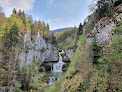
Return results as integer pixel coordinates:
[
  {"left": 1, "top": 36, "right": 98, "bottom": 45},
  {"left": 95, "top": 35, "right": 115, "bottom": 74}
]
[{"left": 0, "top": 0, "right": 122, "bottom": 92}]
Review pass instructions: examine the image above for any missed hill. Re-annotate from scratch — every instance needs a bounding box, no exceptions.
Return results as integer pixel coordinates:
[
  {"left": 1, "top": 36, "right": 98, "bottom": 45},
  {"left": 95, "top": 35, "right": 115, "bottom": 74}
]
[{"left": 51, "top": 27, "right": 73, "bottom": 35}]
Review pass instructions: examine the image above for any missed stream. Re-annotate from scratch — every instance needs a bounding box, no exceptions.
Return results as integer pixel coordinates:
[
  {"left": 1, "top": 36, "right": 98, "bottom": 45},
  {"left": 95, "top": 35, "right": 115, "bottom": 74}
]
[{"left": 41, "top": 50, "right": 66, "bottom": 91}]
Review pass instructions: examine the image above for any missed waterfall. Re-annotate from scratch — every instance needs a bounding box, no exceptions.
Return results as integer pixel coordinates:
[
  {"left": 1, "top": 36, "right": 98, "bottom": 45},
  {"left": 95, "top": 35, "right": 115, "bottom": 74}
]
[{"left": 53, "top": 50, "right": 64, "bottom": 72}]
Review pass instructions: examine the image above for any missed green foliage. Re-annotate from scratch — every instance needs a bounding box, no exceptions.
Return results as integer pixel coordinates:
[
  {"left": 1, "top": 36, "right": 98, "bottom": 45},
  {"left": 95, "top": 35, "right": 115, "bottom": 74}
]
[
  {"left": 10, "top": 14, "right": 23, "bottom": 28},
  {"left": 45, "top": 78, "right": 63, "bottom": 92},
  {"left": 115, "top": 19, "right": 122, "bottom": 34},
  {"left": 0, "top": 8, "right": 51, "bottom": 91},
  {"left": 0, "top": 22, "right": 20, "bottom": 50},
  {"left": 57, "top": 29, "right": 74, "bottom": 43},
  {"left": 95, "top": 0, "right": 121, "bottom": 19},
  {"left": 51, "top": 34, "right": 57, "bottom": 45},
  {"left": 17, "top": 61, "right": 49, "bottom": 91},
  {"left": 111, "top": 36, "right": 122, "bottom": 62},
  {"left": 84, "top": 24, "right": 94, "bottom": 35},
  {"left": 59, "top": 41, "right": 74, "bottom": 50},
  {"left": 92, "top": 37, "right": 101, "bottom": 64},
  {"left": 77, "top": 23, "right": 83, "bottom": 35},
  {"left": 57, "top": 28, "right": 78, "bottom": 50},
  {"left": 77, "top": 35, "right": 86, "bottom": 47}
]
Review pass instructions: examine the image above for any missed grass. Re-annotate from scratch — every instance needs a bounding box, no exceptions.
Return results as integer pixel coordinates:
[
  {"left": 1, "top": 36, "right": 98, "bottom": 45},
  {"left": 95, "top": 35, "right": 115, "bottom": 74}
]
[{"left": 77, "top": 35, "right": 86, "bottom": 47}]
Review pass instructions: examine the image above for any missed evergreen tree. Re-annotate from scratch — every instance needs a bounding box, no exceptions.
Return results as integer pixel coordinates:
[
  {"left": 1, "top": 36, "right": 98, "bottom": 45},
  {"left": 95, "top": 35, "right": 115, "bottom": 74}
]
[
  {"left": 51, "top": 33, "right": 57, "bottom": 46},
  {"left": 12, "top": 8, "right": 16, "bottom": 14},
  {"left": 92, "top": 37, "right": 101, "bottom": 64},
  {"left": 0, "top": 23, "right": 20, "bottom": 91},
  {"left": 77, "top": 23, "right": 83, "bottom": 35}
]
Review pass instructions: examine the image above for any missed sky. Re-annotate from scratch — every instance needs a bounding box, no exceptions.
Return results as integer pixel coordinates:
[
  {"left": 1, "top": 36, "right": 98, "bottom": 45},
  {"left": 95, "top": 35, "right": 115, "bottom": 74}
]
[{"left": 0, "top": 0, "right": 93, "bottom": 30}]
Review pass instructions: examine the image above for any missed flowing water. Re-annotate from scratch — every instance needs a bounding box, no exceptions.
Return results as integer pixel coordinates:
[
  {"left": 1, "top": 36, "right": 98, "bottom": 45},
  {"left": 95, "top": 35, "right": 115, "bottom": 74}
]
[
  {"left": 53, "top": 50, "right": 65, "bottom": 72},
  {"left": 41, "top": 50, "right": 65, "bottom": 91},
  {"left": 48, "top": 50, "right": 65, "bottom": 85}
]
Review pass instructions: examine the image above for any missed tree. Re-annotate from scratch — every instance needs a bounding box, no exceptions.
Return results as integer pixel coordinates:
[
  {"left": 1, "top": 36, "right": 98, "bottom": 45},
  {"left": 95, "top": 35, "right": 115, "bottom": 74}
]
[
  {"left": 92, "top": 37, "right": 101, "bottom": 64},
  {"left": 0, "top": 8, "right": 5, "bottom": 29},
  {"left": 77, "top": 23, "right": 83, "bottom": 35},
  {"left": 38, "top": 20, "right": 41, "bottom": 29},
  {"left": 12, "top": 8, "right": 16, "bottom": 14},
  {"left": 42, "top": 21, "right": 46, "bottom": 36},
  {"left": 0, "top": 23, "right": 20, "bottom": 91},
  {"left": 95, "top": 0, "right": 115, "bottom": 19},
  {"left": 18, "top": 9, "right": 22, "bottom": 17},
  {"left": 51, "top": 33, "right": 57, "bottom": 45},
  {"left": 89, "top": 0, "right": 97, "bottom": 13},
  {"left": 46, "top": 23, "right": 51, "bottom": 36},
  {"left": 28, "top": 15, "right": 33, "bottom": 24}
]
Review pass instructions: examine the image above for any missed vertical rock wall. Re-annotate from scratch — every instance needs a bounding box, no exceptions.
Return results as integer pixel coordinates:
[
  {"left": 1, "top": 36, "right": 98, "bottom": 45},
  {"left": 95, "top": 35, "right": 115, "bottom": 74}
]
[
  {"left": 86, "top": 13, "right": 122, "bottom": 44},
  {"left": 18, "top": 31, "right": 52, "bottom": 67}
]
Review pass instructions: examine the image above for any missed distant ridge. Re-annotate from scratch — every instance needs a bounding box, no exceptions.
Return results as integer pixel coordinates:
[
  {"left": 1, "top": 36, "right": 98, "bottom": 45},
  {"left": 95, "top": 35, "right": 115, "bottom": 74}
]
[{"left": 51, "top": 27, "right": 73, "bottom": 35}]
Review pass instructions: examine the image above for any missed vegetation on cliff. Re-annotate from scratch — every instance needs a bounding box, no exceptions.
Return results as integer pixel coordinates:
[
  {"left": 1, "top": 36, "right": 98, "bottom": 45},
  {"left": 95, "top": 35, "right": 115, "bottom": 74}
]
[
  {"left": 0, "top": 9, "right": 51, "bottom": 91},
  {"left": 46, "top": 0, "right": 122, "bottom": 92}
]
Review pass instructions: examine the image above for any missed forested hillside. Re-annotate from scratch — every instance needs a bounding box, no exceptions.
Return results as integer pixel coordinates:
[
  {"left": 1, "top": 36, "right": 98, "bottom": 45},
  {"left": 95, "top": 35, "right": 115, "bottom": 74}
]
[
  {"left": 0, "top": 9, "right": 51, "bottom": 91},
  {"left": 51, "top": 27, "right": 72, "bottom": 35},
  {"left": 46, "top": 0, "right": 122, "bottom": 92},
  {"left": 0, "top": 0, "right": 122, "bottom": 92}
]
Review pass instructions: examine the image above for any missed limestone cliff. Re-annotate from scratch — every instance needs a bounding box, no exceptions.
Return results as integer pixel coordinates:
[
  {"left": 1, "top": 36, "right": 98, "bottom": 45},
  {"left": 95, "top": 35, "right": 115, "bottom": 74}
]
[
  {"left": 18, "top": 31, "right": 73, "bottom": 67},
  {"left": 18, "top": 31, "right": 54, "bottom": 67},
  {"left": 86, "top": 13, "right": 122, "bottom": 44}
]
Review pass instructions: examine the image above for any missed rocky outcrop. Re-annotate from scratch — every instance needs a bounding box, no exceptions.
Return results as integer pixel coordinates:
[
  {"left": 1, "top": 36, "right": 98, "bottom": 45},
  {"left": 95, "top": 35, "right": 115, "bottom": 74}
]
[
  {"left": 59, "top": 49, "right": 74, "bottom": 62},
  {"left": 65, "top": 49, "right": 74, "bottom": 61},
  {"left": 18, "top": 31, "right": 75, "bottom": 66},
  {"left": 18, "top": 31, "right": 53, "bottom": 67},
  {"left": 44, "top": 50, "right": 59, "bottom": 62},
  {"left": 86, "top": 13, "right": 122, "bottom": 44}
]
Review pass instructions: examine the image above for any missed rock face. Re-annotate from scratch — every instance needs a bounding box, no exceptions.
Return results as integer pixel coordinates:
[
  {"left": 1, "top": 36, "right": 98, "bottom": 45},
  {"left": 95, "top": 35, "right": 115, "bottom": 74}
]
[
  {"left": 86, "top": 13, "right": 122, "bottom": 44},
  {"left": 18, "top": 31, "right": 54, "bottom": 67},
  {"left": 18, "top": 31, "right": 75, "bottom": 66},
  {"left": 44, "top": 50, "right": 59, "bottom": 62},
  {"left": 65, "top": 49, "right": 74, "bottom": 61},
  {"left": 59, "top": 49, "right": 74, "bottom": 62}
]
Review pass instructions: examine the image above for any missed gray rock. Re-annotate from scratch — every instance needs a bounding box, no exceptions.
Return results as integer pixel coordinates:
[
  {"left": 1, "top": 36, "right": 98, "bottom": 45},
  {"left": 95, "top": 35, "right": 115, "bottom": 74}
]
[
  {"left": 86, "top": 13, "right": 122, "bottom": 44},
  {"left": 65, "top": 49, "right": 74, "bottom": 61},
  {"left": 19, "top": 31, "right": 54, "bottom": 67},
  {"left": 44, "top": 50, "right": 59, "bottom": 62}
]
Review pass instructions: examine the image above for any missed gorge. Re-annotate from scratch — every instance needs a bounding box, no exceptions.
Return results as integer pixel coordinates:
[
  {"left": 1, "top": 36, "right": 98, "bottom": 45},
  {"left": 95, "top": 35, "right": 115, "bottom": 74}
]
[{"left": 0, "top": 0, "right": 122, "bottom": 92}]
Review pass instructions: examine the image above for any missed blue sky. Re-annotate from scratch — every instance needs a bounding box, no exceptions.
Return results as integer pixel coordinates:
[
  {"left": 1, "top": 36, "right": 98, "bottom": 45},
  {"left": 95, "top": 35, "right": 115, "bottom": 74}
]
[{"left": 0, "top": 0, "right": 92, "bottom": 30}]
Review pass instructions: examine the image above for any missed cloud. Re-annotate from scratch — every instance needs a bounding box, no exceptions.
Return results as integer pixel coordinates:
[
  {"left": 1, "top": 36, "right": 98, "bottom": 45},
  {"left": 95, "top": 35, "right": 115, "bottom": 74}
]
[
  {"left": 0, "top": 0, "right": 35, "bottom": 16},
  {"left": 48, "top": 19, "right": 51, "bottom": 24},
  {"left": 53, "top": 18, "right": 63, "bottom": 23},
  {"left": 50, "top": 0, "right": 54, "bottom": 4}
]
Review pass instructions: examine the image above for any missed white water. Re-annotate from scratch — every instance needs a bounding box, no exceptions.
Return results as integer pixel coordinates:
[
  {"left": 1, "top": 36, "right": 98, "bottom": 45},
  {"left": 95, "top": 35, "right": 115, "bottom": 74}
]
[
  {"left": 53, "top": 50, "right": 65, "bottom": 72},
  {"left": 48, "top": 76, "right": 55, "bottom": 85},
  {"left": 48, "top": 50, "right": 65, "bottom": 86}
]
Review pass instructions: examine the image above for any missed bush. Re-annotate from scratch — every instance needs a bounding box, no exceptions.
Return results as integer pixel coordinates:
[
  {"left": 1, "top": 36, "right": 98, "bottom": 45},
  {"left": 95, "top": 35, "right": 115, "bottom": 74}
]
[{"left": 114, "top": 19, "right": 122, "bottom": 35}]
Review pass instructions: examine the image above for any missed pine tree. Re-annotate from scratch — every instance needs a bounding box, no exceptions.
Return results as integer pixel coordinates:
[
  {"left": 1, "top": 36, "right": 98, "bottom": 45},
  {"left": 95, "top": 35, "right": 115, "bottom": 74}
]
[
  {"left": 77, "top": 23, "right": 83, "bottom": 35},
  {"left": 0, "top": 23, "right": 20, "bottom": 91},
  {"left": 12, "top": 8, "right": 16, "bottom": 14},
  {"left": 92, "top": 37, "right": 101, "bottom": 64}
]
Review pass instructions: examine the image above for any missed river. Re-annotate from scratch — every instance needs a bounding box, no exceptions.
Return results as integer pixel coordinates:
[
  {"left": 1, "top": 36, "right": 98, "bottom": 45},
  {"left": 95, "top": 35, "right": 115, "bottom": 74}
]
[{"left": 40, "top": 50, "right": 66, "bottom": 91}]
